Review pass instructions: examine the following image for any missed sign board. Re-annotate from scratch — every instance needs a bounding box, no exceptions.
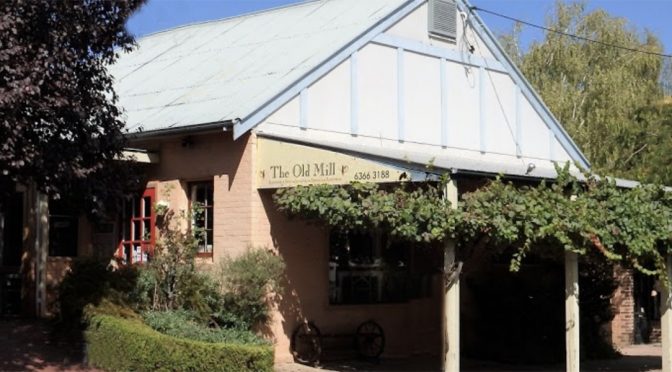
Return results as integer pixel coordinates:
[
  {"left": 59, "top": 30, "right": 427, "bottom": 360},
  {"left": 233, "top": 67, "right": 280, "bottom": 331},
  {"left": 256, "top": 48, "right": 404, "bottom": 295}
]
[{"left": 257, "top": 138, "right": 409, "bottom": 189}]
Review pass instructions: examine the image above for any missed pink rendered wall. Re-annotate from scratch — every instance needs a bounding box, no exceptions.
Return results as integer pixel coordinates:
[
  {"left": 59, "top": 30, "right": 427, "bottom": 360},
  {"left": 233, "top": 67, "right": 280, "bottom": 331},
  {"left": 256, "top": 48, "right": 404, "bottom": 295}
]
[{"left": 131, "top": 132, "right": 442, "bottom": 362}]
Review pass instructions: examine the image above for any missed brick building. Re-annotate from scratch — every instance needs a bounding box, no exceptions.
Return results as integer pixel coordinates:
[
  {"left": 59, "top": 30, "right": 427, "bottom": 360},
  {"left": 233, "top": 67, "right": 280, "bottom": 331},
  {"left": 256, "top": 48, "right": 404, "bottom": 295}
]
[{"left": 1, "top": 0, "right": 669, "bottom": 369}]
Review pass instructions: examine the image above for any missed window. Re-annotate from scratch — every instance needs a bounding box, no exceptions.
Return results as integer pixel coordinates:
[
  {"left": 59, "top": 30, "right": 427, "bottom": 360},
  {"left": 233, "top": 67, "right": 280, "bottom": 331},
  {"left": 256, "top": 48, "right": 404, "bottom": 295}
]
[
  {"left": 329, "top": 230, "right": 433, "bottom": 305},
  {"left": 118, "top": 188, "right": 155, "bottom": 264},
  {"left": 48, "top": 198, "right": 78, "bottom": 257},
  {"left": 190, "top": 182, "right": 214, "bottom": 257}
]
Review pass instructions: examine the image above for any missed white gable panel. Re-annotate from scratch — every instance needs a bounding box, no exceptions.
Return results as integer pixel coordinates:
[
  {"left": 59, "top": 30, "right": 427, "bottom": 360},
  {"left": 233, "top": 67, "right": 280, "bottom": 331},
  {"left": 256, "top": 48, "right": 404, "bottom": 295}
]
[
  {"left": 248, "top": 0, "right": 589, "bottom": 176},
  {"left": 404, "top": 51, "right": 441, "bottom": 145},
  {"left": 553, "top": 137, "right": 573, "bottom": 162},
  {"left": 266, "top": 95, "right": 300, "bottom": 128},
  {"left": 306, "top": 60, "right": 351, "bottom": 134},
  {"left": 447, "top": 63, "right": 479, "bottom": 151},
  {"left": 483, "top": 71, "right": 517, "bottom": 156},
  {"left": 519, "top": 95, "right": 551, "bottom": 160},
  {"left": 358, "top": 44, "right": 399, "bottom": 141}
]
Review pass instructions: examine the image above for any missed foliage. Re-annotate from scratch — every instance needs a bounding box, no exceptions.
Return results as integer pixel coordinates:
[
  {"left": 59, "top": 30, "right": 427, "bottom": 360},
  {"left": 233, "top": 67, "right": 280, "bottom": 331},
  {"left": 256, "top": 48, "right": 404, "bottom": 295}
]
[
  {"left": 273, "top": 165, "right": 672, "bottom": 277},
  {"left": 274, "top": 181, "right": 459, "bottom": 243},
  {"left": 84, "top": 298, "right": 141, "bottom": 322},
  {"left": 0, "top": 0, "right": 145, "bottom": 214},
  {"left": 623, "top": 102, "right": 672, "bottom": 185},
  {"left": 135, "top": 206, "right": 220, "bottom": 319},
  {"left": 499, "top": 1, "right": 670, "bottom": 182},
  {"left": 85, "top": 314, "right": 274, "bottom": 372},
  {"left": 57, "top": 258, "right": 139, "bottom": 325},
  {"left": 215, "top": 248, "right": 286, "bottom": 329},
  {"left": 142, "top": 310, "right": 267, "bottom": 345}
]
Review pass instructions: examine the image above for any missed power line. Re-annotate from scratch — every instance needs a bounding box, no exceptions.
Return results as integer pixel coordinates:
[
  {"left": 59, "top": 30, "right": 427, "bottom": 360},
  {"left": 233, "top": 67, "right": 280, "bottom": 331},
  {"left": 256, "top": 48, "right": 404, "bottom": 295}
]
[{"left": 469, "top": 6, "right": 672, "bottom": 59}]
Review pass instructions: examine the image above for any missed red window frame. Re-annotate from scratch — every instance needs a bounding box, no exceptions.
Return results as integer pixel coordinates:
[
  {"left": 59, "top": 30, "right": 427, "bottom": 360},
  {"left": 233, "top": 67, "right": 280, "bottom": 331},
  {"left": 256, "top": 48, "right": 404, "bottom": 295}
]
[{"left": 117, "top": 188, "right": 156, "bottom": 264}]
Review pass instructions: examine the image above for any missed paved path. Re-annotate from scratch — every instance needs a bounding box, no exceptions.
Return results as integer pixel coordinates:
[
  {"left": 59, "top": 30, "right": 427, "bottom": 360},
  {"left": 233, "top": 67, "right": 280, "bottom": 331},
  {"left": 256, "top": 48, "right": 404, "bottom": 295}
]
[
  {"left": 0, "top": 319, "right": 662, "bottom": 372},
  {"left": 276, "top": 344, "right": 663, "bottom": 372},
  {"left": 0, "top": 319, "right": 94, "bottom": 372}
]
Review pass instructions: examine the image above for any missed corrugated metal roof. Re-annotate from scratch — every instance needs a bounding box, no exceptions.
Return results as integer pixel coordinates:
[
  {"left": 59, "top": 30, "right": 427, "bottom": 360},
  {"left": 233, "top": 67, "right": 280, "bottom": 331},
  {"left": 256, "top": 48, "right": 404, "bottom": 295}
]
[{"left": 111, "top": 0, "right": 408, "bottom": 133}]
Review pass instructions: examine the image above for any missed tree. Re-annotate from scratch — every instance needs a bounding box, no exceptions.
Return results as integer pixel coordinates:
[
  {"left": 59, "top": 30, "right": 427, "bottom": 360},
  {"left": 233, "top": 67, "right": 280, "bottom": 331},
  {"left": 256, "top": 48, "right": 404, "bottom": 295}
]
[
  {"left": 0, "top": 0, "right": 145, "bottom": 214},
  {"left": 500, "top": 1, "right": 670, "bottom": 182}
]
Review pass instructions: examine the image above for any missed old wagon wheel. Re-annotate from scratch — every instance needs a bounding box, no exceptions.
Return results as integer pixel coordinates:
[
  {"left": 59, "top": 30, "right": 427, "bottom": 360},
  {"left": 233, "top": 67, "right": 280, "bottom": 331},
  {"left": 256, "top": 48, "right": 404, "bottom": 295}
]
[
  {"left": 291, "top": 322, "right": 322, "bottom": 365},
  {"left": 355, "top": 320, "right": 385, "bottom": 359}
]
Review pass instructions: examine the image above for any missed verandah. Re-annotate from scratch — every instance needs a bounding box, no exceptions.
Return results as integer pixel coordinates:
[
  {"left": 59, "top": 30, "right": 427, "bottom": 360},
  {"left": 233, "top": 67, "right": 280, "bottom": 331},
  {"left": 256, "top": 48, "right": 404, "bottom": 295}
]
[{"left": 272, "top": 166, "right": 672, "bottom": 372}]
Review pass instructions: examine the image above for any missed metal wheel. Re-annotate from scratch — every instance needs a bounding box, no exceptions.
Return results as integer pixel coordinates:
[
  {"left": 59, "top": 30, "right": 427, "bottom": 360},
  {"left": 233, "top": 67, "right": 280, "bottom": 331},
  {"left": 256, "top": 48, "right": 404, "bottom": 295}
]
[
  {"left": 355, "top": 320, "right": 385, "bottom": 358},
  {"left": 291, "top": 321, "right": 322, "bottom": 365}
]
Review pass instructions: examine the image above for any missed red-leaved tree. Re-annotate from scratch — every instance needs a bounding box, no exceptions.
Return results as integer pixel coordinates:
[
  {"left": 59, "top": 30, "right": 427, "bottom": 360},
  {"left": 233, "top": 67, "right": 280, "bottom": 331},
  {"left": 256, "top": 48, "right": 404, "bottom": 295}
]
[{"left": 0, "top": 0, "right": 146, "bottom": 214}]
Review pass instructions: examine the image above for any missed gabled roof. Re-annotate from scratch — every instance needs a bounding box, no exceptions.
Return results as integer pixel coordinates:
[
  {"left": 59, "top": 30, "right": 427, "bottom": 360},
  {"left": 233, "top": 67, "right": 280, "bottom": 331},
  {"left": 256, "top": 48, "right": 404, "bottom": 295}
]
[
  {"left": 112, "top": 0, "right": 591, "bottom": 170},
  {"left": 111, "top": 0, "right": 408, "bottom": 134}
]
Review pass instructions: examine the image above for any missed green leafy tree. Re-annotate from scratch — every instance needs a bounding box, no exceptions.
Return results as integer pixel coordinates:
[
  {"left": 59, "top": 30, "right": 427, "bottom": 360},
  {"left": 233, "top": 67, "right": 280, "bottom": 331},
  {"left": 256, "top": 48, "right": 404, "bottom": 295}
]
[
  {"left": 500, "top": 1, "right": 669, "bottom": 181},
  {"left": 0, "top": 0, "right": 145, "bottom": 213}
]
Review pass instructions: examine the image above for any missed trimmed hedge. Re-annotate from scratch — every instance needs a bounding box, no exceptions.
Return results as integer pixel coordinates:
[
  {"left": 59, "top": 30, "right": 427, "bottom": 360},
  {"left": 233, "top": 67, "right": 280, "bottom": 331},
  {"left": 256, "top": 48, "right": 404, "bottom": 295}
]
[{"left": 85, "top": 315, "right": 274, "bottom": 372}]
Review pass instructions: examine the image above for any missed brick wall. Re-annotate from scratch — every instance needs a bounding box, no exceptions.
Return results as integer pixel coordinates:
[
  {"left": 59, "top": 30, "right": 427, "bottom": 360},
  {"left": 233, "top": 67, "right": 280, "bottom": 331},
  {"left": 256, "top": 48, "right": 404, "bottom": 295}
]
[
  {"left": 611, "top": 266, "right": 635, "bottom": 347},
  {"left": 142, "top": 132, "right": 256, "bottom": 263}
]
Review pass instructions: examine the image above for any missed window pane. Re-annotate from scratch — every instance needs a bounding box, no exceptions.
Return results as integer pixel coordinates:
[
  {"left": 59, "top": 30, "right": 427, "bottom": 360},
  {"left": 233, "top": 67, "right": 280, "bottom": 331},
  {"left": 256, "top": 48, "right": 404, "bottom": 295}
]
[
  {"left": 329, "top": 230, "right": 414, "bottom": 305},
  {"left": 206, "top": 185, "right": 213, "bottom": 206},
  {"left": 206, "top": 230, "right": 213, "bottom": 252},
  {"left": 123, "top": 220, "right": 131, "bottom": 241},
  {"left": 133, "top": 245, "right": 142, "bottom": 263},
  {"left": 133, "top": 197, "right": 141, "bottom": 218},
  {"left": 143, "top": 219, "right": 151, "bottom": 241},
  {"left": 124, "top": 244, "right": 132, "bottom": 263},
  {"left": 133, "top": 220, "right": 141, "bottom": 241},
  {"left": 143, "top": 197, "right": 151, "bottom": 218},
  {"left": 48, "top": 215, "right": 78, "bottom": 257},
  {"left": 196, "top": 186, "right": 205, "bottom": 203},
  {"left": 206, "top": 208, "right": 213, "bottom": 230}
]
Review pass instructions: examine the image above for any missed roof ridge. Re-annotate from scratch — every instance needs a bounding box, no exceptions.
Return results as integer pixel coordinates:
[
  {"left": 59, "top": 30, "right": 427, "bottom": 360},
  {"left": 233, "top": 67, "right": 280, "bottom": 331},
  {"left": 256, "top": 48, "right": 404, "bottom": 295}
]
[{"left": 135, "top": 0, "right": 324, "bottom": 41}]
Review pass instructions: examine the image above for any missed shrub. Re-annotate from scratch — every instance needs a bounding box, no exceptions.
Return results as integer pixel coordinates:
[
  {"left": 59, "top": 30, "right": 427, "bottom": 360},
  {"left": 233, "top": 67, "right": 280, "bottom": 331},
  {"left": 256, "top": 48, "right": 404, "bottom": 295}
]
[
  {"left": 86, "top": 314, "right": 273, "bottom": 372},
  {"left": 132, "top": 206, "right": 222, "bottom": 319},
  {"left": 142, "top": 310, "right": 267, "bottom": 345},
  {"left": 215, "top": 248, "right": 285, "bottom": 329},
  {"left": 57, "top": 258, "right": 139, "bottom": 324}
]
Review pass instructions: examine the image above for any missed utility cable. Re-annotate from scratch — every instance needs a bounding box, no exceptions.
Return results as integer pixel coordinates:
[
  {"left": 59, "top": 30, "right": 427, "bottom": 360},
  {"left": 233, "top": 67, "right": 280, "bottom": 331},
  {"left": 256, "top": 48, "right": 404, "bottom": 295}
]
[{"left": 469, "top": 5, "right": 672, "bottom": 58}]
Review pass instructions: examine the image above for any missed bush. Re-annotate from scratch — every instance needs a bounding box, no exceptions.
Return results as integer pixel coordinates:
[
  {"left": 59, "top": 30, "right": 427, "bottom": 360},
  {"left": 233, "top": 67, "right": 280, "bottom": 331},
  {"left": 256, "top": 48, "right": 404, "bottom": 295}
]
[
  {"left": 215, "top": 248, "right": 285, "bottom": 329},
  {"left": 132, "top": 206, "right": 223, "bottom": 319},
  {"left": 142, "top": 310, "right": 267, "bottom": 345},
  {"left": 57, "top": 258, "right": 139, "bottom": 324},
  {"left": 86, "top": 314, "right": 274, "bottom": 372}
]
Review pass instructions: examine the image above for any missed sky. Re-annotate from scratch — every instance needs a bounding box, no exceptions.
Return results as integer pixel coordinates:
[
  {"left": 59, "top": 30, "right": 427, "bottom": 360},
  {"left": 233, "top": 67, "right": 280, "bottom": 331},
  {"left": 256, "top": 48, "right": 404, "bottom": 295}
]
[{"left": 127, "top": 0, "right": 672, "bottom": 56}]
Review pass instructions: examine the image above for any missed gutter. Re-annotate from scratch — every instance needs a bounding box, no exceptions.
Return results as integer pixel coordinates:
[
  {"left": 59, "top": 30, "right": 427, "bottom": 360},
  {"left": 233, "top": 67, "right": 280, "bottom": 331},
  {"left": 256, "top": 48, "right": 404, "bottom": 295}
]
[{"left": 123, "top": 119, "right": 238, "bottom": 141}]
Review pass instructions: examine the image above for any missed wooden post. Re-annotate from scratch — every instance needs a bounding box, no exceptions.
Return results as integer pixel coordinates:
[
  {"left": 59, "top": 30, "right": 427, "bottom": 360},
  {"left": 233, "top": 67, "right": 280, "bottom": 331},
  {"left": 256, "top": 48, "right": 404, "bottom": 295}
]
[
  {"left": 443, "top": 180, "right": 459, "bottom": 372},
  {"left": 33, "top": 190, "right": 48, "bottom": 317},
  {"left": 565, "top": 251, "right": 580, "bottom": 372},
  {"left": 662, "top": 254, "right": 672, "bottom": 372}
]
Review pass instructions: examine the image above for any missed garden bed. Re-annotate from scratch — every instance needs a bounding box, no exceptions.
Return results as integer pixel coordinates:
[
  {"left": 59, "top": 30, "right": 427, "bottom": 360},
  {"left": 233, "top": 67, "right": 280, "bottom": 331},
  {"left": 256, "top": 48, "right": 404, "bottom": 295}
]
[{"left": 85, "top": 314, "right": 273, "bottom": 372}]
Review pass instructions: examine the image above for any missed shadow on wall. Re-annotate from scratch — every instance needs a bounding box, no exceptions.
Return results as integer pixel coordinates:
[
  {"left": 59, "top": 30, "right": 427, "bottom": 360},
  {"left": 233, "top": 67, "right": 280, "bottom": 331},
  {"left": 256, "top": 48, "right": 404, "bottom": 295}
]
[{"left": 259, "top": 191, "right": 326, "bottom": 349}]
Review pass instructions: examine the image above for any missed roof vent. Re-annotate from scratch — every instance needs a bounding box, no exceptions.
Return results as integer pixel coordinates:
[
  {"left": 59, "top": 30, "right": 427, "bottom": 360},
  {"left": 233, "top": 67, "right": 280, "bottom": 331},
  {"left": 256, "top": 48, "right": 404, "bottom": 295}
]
[{"left": 428, "top": 0, "right": 457, "bottom": 42}]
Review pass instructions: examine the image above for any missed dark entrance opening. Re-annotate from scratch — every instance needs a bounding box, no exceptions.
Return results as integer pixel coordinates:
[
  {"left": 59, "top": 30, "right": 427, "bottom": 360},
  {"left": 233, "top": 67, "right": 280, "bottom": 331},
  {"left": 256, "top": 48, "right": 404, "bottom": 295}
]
[
  {"left": 1, "top": 192, "right": 24, "bottom": 316},
  {"left": 633, "top": 272, "right": 662, "bottom": 344},
  {"left": 462, "top": 256, "right": 565, "bottom": 365}
]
